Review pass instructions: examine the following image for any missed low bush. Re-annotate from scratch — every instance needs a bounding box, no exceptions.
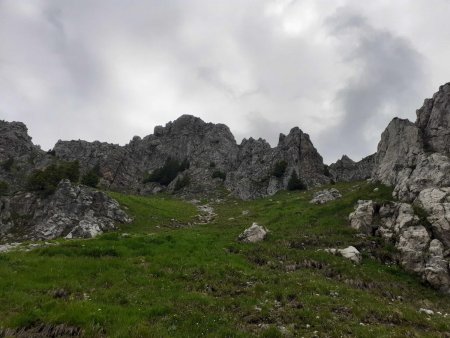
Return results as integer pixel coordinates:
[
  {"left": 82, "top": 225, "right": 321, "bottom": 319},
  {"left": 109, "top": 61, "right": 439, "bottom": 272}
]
[
  {"left": 174, "top": 175, "right": 191, "bottom": 191},
  {"left": 81, "top": 164, "right": 101, "bottom": 188},
  {"left": 272, "top": 160, "right": 288, "bottom": 178},
  {"left": 1, "top": 157, "right": 14, "bottom": 172},
  {"left": 0, "top": 181, "right": 8, "bottom": 195},
  {"left": 144, "top": 158, "right": 190, "bottom": 186},
  {"left": 26, "top": 161, "right": 80, "bottom": 196},
  {"left": 212, "top": 170, "right": 226, "bottom": 180},
  {"left": 287, "top": 171, "right": 306, "bottom": 191}
]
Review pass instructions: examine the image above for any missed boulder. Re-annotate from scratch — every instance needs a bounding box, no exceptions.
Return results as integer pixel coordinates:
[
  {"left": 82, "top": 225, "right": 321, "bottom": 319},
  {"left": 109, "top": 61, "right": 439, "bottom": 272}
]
[
  {"left": 348, "top": 200, "right": 376, "bottom": 234},
  {"left": 326, "top": 246, "right": 362, "bottom": 264},
  {"left": 310, "top": 188, "right": 342, "bottom": 204},
  {"left": 238, "top": 223, "right": 268, "bottom": 243}
]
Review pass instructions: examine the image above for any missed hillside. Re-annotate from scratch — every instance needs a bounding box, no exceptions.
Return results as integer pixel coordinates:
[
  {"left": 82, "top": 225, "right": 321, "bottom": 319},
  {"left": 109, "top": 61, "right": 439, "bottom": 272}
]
[{"left": 1, "top": 181, "right": 449, "bottom": 337}]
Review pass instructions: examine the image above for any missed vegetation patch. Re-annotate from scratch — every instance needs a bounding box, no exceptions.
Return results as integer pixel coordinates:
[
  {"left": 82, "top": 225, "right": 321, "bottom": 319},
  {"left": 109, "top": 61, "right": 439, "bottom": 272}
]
[
  {"left": 81, "top": 164, "right": 101, "bottom": 188},
  {"left": 0, "top": 181, "right": 449, "bottom": 337},
  {"left": 143, "top": 158, "right": 190, "bottom": 186},
  {"left": 271, "top": 160, "right": 288, "bottom": 178},
  {"left": 26, "top": 161, "right": 80, "bottom": 196},
  {"left": 287, "top": 171, "right": 306, "bottom": 190},
  {"left": 0, "top": 181, "right": 8, "bottom": 196},
  {"left": 212, "top": 170, "right": 226, "bottom": 180}
]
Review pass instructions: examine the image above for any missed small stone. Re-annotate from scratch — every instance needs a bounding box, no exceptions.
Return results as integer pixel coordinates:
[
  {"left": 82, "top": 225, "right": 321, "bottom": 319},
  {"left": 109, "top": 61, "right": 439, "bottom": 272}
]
[{"left": 419, "top": 308, "right": 434, "bottom": 315}]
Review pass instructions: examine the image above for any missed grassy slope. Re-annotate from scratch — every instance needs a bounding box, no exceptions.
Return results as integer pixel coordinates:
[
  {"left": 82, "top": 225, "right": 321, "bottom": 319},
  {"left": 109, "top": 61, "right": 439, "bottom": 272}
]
[{"left": 0, "top": 182, "right": 449, "bottom": 337}]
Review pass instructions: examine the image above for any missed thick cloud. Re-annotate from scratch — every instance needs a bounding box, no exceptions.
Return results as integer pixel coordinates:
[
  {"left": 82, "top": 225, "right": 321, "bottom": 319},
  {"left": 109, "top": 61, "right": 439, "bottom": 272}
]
[
  {"left": 1, "top": 0, "right": 450, "bottom": 162},
  {"left": 318, "top": 7, "right": 427, "bottom": 160}
]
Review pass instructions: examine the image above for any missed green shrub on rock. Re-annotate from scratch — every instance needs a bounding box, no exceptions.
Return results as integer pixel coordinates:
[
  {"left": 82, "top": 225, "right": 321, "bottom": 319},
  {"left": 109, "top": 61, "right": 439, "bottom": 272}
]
[
  {"left": 272, "top": 160, "right": 288, "bottom": 178},
  {"left": 174, "top": 175, "right": 191, "bottom": 191},
  {"left": 287, "top": 171, "right": 306, "bottom": 191},
  {"left": 0, "top": 181, "right": 8, "bottom": 195},
  {"left": 144, "top": 158, "right": 190, "bottom": 186},
  {"left": 212, "top": 170, "right": 226, "bottom": 180},
  {"left": 26, "top": 161, "right": 80, "bottom": 196},
  {"left": 81, "top": 164, "right": 101, "bottom": 188}
]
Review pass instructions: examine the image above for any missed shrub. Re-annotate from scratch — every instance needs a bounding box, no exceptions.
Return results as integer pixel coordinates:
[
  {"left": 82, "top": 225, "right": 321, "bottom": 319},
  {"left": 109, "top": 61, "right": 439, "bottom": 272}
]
[
  {"left": 26, "top": 161, "right": 80, "bottom": 196},
  {"left": 272, "top": 160, "right": 288, "bottom": 178},
  {"left": 323, "top": 165, "right": 331, "bottom": 177},
  {"left": 209, "top": 161, "right": 216, "bottom": 168},
  {"left": 0, "top": 181, "right": 8, "bottom": 195},
  {"left": 81, "top": 164, "right": 101, "bottom": 188},
  {"left": 212, "top": 170, "right": 226, "bottom": 180},
  {"left": 144, "top": 158, "right": 190, "bottom": 186},
  {"left": 174, "top": 175, "right": 190, "bottom": 191},
  {"left": 1, "top": 157, "right": 14, "bottom": 172},
  {"left": 287, "top": 171, "right": 306, "bottom": 191}
]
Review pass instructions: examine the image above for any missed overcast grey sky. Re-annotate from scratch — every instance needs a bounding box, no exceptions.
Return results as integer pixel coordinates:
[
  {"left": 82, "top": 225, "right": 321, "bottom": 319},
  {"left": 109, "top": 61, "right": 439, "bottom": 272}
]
[{"left": 1, "top": 0, "right": 450, "bottom": 163}]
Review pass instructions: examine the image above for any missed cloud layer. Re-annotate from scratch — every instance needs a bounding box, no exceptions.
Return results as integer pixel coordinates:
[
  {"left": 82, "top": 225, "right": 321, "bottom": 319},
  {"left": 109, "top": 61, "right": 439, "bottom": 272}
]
[{"left": 1, "top": 0, "right": 450, "bottom": 163}]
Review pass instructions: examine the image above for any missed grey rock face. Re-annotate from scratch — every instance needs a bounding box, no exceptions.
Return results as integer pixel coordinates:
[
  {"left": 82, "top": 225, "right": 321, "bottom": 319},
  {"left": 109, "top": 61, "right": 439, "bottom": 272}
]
[
  {"left": 329, "top": 154, "right": 375, "bottom": 182},
  {"left": 227, "top": 127, "right": 330, "bottom": 199},
  {"left": 238, "top": 223, "right": 268, "bottom": 243},
  {"left": 372, "top": 83, "right": 450, "bottom": 202},
  {"left": 415, "top": 187, "right": 450, "bottom": 247},
  {"left": 52, "top": 115, "right": 329, "bottom": 199},
  {"left": 348, "top": 200, "right": 450, "bottom": 293},
  {"left": 416, "top": 83, "right": 450, "bottom": 156},
  {"left": 372, "top": 118, "right": 424, "bottom": 190},
  {"left": 349, "top": 200, "right": 376, "bottom": 234},
  {"left": 310, "top": 188, "right": 342, "bottom": 204},
  {"left": 0, "top": 120, "right": 49, "bottom": 192},
  {"left": 0, "top": 179, "right": 131, "bottom": 242}
]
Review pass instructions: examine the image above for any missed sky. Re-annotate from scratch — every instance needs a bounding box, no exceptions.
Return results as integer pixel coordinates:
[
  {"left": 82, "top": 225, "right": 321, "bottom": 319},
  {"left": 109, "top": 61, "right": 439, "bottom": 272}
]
[{"left": 1, "top": 0, "right": 450, "bottom": 164}]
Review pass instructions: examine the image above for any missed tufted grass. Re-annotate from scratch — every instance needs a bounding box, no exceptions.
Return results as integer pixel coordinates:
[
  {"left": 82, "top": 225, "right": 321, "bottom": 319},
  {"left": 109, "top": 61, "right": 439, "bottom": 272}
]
[{"left": 0, "top": 181, "right": 449, "bottom": 337}]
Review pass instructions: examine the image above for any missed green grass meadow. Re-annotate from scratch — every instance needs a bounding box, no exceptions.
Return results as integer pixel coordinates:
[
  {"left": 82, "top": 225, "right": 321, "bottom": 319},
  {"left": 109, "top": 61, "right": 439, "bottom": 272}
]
[{"left": 0, "top": 181, "right": 449, "bottom": 337}]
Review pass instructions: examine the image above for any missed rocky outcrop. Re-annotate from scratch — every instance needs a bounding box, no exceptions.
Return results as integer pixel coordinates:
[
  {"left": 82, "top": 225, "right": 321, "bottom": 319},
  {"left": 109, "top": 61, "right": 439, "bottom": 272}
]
[
  {"left": 353, "top": 82, "right": 450, "bottom": 293},
  {"left": 329, "top": 154, "right": 375, "bottom": 182},
  {"left": 310, "top": 188, "right": 342, "bottom": 204},
  {"left": 226, "top": 127, "right": 330, "bottom": 199},
  {"left": 416, "top": 83, "right": 450, "bottom": 156},
  {"left": 51, "top": 115, "right": 330, "bottom": 199},
  {"left": 0, "top": 120, "right": 49, "bottom": 193},
  {"left": 349, "top": 200, "right": 450, "bottom": 293},
  {"left": 372, "top": 83, "right": 450, "bottom": 202},
  {"left": 0, "top": 179, "right": 131, "bottom": 242}
]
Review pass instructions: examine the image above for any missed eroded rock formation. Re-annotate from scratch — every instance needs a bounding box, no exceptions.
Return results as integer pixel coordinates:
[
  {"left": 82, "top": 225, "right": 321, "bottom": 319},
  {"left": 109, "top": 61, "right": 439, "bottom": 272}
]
[
  {"left": 329, "top": 154, "right": 375, "bottom": 183},
  {"left": 52, "top": 115, "right": 330, "bottom": 199},
  {"left": 0, "top": 179, "right": 131, "bottom": 242},
  {"left": 349, "top": 200, "right": 450, "bottom": 293}
]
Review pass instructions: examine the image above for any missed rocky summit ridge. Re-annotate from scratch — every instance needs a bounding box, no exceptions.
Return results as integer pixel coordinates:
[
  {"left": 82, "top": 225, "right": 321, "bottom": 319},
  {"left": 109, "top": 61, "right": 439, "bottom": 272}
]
[{"left": 2, "top": 114, "right": 331, "bottom": 200}]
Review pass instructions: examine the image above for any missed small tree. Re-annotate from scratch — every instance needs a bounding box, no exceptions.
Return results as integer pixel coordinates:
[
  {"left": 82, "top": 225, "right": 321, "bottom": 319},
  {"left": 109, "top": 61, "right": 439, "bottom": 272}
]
[
  {"left": 212, "top": 170, "right": 226, "bottom": 180},
  {"left": 174, "top": 175, "right": 190, "bottom": 191},
  {"left": 287, "top": 171, "right": 306, "bottom": 191},
  {"left": 1, "top": 157, "right": 14, "bottom": 172},
  {"left": 26, "top": 161, "right": 80, "bottom": 196},
  {"left": 81, "top": 164, "right": 101, "bottom": 188},
  {"left": 0, "top": 181, "right": 8, "bottom": 196},
  {"left": 144, "top": 158, "right": 190, "bottom": 186},
  {"left": 272, "top": 160, "right": 288, "bottom": 178}
]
